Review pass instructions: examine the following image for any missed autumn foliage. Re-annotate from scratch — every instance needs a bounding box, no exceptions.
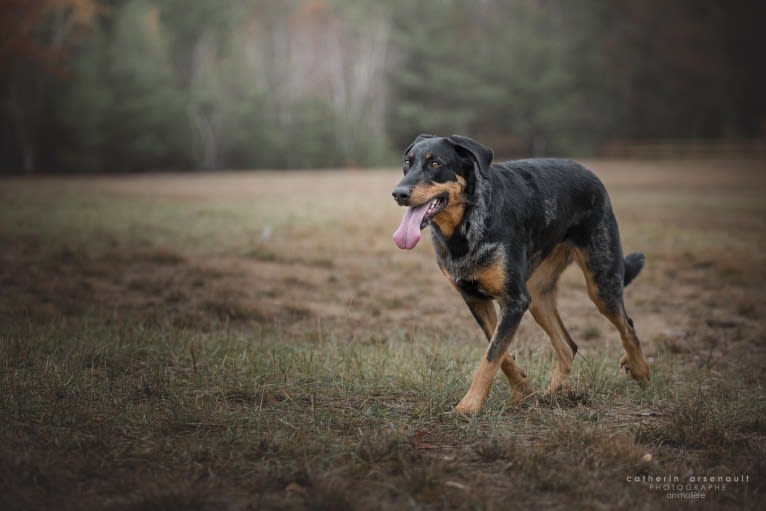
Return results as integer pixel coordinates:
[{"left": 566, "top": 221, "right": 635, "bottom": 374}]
[{"left": 0, "top": 0, "right": 764, "bottom": 173}]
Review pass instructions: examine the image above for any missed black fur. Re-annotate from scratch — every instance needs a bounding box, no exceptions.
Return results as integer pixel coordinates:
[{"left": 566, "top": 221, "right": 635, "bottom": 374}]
[
  {"left": 623, "top": 252, "right": 645, "bottom": 286},
  {"left": 393, "top": 134, "right": 645, "bottom": 364}
]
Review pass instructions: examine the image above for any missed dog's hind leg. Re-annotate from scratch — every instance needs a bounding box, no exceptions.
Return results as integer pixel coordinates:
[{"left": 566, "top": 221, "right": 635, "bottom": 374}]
[
  {"left": 573, "top": 219, "right": 650, "bottom": 383},
  {"left": 527, "top": 244, "right": 578, "bottom": 393},
  {"left": 462, "top": 296, "right": 530, "bottom": 401}
]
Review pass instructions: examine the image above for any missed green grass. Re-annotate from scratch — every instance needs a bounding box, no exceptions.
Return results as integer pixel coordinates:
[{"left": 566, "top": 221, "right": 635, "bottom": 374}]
[
  {"left": 1, "top": 164, "right": 764, "bottom": 509},
  {"left": 2, "top": 316, "right": 763, "bottom": 510}
]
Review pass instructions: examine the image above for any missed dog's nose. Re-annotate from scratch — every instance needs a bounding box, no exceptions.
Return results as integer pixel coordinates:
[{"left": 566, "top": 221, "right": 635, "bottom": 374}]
[{"left": 392, "top": 186, "right": 411, "bottom": 204}]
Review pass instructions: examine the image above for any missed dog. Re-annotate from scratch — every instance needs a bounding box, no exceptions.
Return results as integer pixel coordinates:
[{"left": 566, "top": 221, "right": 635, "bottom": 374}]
[{"left": 391, "top": 134, "right": 651, "bottom": 415}]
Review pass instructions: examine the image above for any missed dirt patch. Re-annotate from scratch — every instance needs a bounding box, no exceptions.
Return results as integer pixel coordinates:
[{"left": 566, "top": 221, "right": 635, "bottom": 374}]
[
  {"left": 1, "top": 161, "right": 765, "bottom": 510},
  {"left": 0, "top": 242, "right": 322, "bottom": 333},
  {"left": 2, "top": 161, "right": 764, "bottom": 376}
]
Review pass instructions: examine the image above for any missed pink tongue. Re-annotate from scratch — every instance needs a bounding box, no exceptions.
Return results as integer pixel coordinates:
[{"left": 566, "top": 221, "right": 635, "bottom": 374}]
[{"left": 393, "top": 203, "right": 430, "bottom": 250}]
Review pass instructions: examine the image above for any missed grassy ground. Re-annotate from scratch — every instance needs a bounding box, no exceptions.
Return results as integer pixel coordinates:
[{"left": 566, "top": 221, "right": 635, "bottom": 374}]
[{"left": 1, "top": 160, "right": 764, "bottom": 510}]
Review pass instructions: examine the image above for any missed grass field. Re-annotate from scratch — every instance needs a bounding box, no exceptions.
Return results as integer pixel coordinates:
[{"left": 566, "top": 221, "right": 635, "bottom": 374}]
[{"left": 1, "top": 159, "right": 765, "bottom": 510}]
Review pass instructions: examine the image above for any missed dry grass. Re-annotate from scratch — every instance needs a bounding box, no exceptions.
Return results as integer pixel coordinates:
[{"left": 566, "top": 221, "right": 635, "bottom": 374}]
[{"left": 1, "top": 159, "right": 765, "bottom": 510}]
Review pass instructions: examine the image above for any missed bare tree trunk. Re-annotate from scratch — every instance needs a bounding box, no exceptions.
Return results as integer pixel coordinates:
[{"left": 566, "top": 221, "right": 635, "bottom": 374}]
[
  {"left": 345, "top": 16, "right": 391, "bottom": 158},
  {"left": 51, "top": 6, "right": 76, "bottom": 49},
  {"left": 5, "top": 81, "right": 36, "bottom": 174},
  {"left": 188, "top": 30, "right": 219, "bottom": 170},
  {"left": 271, "top": 22, "right": 294, "bottom": 169},
  {"left": 187, "top": 104, "right": 217, "bottom": 170},
  {"left": 240, "top": 5, "right": 393, "bottom": 168},
  {"left": 10, "top": 5, "right": 78, "bottom": 174}
]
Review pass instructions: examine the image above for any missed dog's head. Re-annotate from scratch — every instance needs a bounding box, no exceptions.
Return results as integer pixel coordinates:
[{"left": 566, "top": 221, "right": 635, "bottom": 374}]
[{"left": 392, "top": 134, "right": 493, "bottom": 249}]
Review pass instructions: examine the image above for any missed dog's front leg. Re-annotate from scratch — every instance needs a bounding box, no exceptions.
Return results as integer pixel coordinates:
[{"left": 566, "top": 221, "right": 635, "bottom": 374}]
[{"left": 455, "top": 292, "right": 529, "bottom": 416}]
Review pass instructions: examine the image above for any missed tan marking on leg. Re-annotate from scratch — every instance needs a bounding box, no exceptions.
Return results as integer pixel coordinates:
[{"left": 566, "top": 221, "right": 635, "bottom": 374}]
[
  {"left": 455, "top": 354, "right": 503, "bottom": 416},
  {"left": 528, "top": 244, "right": 573, "bottom": 294},
  {"left": 572, "top": 249, "right": 607, "bottom": 312},
  {"left": 464, "top": 297, "right": 497, "bottom": 341},
  {"left": 573, "top": 248, "right": 650, "bottom": 383},
  {"left": 527, "top": 244, "right": 576, "bottom": 393},
  {"left": 455, "top": 299, "right": 527, "bottom": 415},
  {"left": 529, "top": 298, "right": 575, "bottom": 393},
  {"left": 458, "top": 294, "right": 530, "bottom": 395},
  {"left": 500, "top": 353, "right": 530, "bottom": 402}
]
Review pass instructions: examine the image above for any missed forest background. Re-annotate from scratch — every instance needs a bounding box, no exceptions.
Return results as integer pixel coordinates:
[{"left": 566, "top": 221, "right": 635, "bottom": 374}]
[{"left": 1, "top": 0, "right": 764, "bottom": 173}]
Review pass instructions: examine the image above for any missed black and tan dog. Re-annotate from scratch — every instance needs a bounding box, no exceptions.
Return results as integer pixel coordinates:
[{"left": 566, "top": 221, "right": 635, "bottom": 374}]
[{"left": 392, "top": 134, "right": 651, "bottom": 415}]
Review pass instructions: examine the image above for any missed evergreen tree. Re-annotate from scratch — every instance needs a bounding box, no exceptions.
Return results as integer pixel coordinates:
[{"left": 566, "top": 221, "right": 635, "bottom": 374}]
[
  {"left": 0, "top": 0, "right": 763, "bottom": 172},
  {"left": 105, "top": 0, "right": 190, "bottom": 171},
  {"left": 55, "top": 27, "right": 111, "bottom": 172}
]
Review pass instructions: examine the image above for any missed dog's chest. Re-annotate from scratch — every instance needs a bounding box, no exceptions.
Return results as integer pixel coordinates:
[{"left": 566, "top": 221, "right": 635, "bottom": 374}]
[{"left": 434, "top": 238, "right": 505, "bottom": 299}]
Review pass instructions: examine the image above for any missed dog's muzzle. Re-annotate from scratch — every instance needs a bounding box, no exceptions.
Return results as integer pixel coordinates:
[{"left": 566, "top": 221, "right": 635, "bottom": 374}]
[{"left": 392, "top": 186, "right": 411, "bottom": 205}]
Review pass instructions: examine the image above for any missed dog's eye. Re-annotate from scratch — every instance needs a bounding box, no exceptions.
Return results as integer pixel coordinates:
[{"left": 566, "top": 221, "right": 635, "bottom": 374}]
[
  {"left": 430, "top": 161, "right": 440, "bottom": 168},
  {"left": 403, "top": 158, "right": 411, "bottom": 167}
]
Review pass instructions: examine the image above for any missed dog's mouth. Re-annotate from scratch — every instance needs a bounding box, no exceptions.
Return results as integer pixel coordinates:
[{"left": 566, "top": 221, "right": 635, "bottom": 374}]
[
  {"left": 392, "top": 193, "right": 448, "bottom": 250},
  {"left": 419, "top": 193, "right": 448, "bottom": 228}
]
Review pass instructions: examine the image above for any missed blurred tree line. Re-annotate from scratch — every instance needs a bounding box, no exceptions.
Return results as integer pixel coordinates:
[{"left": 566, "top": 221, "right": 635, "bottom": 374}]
[{"left": 1, "top": 0, "right": 764, "bottom": 173}]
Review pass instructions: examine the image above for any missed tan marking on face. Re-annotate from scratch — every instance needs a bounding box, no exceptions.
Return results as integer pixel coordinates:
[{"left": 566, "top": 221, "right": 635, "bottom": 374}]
[
  {"left": 408, "top": 175, "right": 467, "bottom": 238},
  {"left": 425, "top": 152, "right": 432, "bottom": 160}
]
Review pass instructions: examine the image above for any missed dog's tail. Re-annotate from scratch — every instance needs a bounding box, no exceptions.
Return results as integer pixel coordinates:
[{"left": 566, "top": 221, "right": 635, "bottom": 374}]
[{"left": 623, "top": 252, "right": 645, "bottom": 287}]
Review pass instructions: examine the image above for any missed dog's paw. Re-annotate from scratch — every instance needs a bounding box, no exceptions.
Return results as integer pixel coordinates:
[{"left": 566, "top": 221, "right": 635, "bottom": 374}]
[
  {"left": 545, "top": 379, "right": 572, "bottom": 396},
  {"left": 454, "top": 405, "right": 478, "bottom": 417},
  {"left": 508, "top": 381, "right": 532, "bottom": 402},
  {"left": 454, "top": 395, "right": 483, "bottom": 417},
  {"left": 620, "top": 354, "right": 650, "bottom": 384}
]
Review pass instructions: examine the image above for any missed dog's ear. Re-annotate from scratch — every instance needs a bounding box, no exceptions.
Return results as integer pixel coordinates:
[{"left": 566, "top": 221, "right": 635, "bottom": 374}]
[
  {"left": 446, "top": 134, "right": 493, "bottom": 179},
  {"left": 404, "top": 133, "right": 437, "bottom": 154}
]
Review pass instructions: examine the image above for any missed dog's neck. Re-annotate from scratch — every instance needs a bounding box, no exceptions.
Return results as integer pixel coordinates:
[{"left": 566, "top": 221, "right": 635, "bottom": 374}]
[{"left": 430, "top": 170, "right": 498, "bottom": 279}]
